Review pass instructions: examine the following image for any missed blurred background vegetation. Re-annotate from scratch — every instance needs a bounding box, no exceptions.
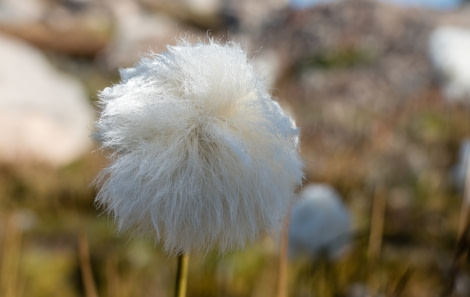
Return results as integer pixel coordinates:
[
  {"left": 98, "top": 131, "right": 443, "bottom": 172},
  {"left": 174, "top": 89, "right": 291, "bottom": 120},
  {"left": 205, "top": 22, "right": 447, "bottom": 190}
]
[{"left": 1, "top": 0, "right": 470, "bottom": 296}]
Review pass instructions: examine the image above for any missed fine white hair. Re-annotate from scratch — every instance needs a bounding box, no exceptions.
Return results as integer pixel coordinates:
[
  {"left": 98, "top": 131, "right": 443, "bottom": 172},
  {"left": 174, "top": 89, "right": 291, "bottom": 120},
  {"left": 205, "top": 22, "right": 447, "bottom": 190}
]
[
  {"left": 428, "top": 26, "right": 470, "bottom": 101},
  {"left": 289, "top": 184, "right": 352, "bottom": 260},
  {"left": 94, "top": 39, "right": 303, "bottom": 255}
]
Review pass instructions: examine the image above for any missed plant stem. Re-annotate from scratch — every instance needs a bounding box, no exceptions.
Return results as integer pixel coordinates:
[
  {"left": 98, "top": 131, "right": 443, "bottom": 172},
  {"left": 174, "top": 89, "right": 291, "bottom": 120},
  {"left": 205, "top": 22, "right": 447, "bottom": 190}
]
[
  {"left": 78, "top": 231, "right": 99, "bottom": 297},
  {"left": 368, "top": 185, "right": 386, "bottom": 260},
  {"left": 0, "top": 215, "right": 22, "bottom": 297},
  {"left": 457, "top": 155, "right": 470, "bottom": 240},
  {"left": 277, "top": 210, "right": 291, "bottom": 297},
  {"left": 174, "top": 253, "right": 190, "bottom": 297}
]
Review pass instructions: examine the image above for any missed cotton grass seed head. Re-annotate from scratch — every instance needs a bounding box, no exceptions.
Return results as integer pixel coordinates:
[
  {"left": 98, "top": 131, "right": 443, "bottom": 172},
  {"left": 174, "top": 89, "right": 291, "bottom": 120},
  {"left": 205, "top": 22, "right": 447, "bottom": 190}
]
[
  {"left": 94, "top": 39, "right": 303, "bottom": 255},
  {"left": 289, "top": 184, "right": 352, "bottom": 260}
]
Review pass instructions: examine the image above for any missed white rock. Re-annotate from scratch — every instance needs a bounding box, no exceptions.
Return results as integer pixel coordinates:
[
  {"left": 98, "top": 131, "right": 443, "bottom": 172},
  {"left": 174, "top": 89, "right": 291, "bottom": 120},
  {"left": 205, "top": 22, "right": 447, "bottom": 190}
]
[
  {"left": 289, "top": 183, "right": 352, "bottom": 260},
  {"left": 0, "top": 34, "right": 95, "bottom": 166},
  {"left": 429, "top": 26, "right": 470, "bottom": 102},
  {"left": 0, "top": 0, "right": 45, "bottom": 23}
]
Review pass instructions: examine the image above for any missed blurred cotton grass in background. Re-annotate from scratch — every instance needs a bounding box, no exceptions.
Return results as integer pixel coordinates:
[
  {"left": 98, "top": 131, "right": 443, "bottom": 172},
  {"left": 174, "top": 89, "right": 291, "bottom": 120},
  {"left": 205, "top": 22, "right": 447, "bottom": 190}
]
[
  {"left": 428, "top": 25, "right": 470, "bottom": 102},
  {"left": 93, "top": 38, "right": 303, "bottom": 296},
  {"left": 287, "top": 184, "right": 352, "bottom": 297},
  {"left": 288, "top": 184, "right": 352, "bottom": 261}
]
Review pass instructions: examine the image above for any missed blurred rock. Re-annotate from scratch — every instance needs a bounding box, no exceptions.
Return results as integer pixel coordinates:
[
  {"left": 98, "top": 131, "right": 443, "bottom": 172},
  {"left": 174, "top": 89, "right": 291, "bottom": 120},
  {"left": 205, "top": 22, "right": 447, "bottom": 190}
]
[
  {"left": 99, "top": 0, "right": 291, "bottom": 69},
  {"left": 138, "top": 0, "right": 224, "bottom": 29},
  {"left": 0, "top": 34, "right": 95, "bottom": 166},
  {"left": 99, "top": 0, "right": 204, "bottom": 69},
  {"left": 0, "top": 0, "right": 45, "bottom": 23},
  {"left": 223, "top": 0, "right": 288, "bottom": 32},
  {"left": 288, "top": 184, "right": 352, "bottom": 260},
  {"left": 138, "top": 0, "right": 289, "bottom": 32},
  {"left": 436, "top": 3, "right": 470, "bottom": 27},
  {"left": 0, "top": 0, "right": 111, "bottom": 56}
]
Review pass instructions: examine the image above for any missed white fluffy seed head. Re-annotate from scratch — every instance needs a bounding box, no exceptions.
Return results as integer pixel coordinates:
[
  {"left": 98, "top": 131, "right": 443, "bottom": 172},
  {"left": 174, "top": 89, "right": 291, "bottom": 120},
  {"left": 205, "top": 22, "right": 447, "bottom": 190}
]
[
  {"left": 289, "top": 184, "right": 352, "bottom": 260},
  {"left": 94, "top": 39, "right": 303, "bottom": 255},
  {"left": 429, "top": 26, "right": 470, "bottom": 101},
  {"left": 451, "top": 138, "right": 470, "bottom": 191}
]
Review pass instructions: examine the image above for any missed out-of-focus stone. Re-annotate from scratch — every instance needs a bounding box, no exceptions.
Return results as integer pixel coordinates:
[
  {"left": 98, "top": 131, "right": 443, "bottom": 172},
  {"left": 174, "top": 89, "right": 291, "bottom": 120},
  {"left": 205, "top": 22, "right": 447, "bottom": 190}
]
[
  {"left": 138, "top": 0, "right": 224, "bottom": 28},
  {"left": 0, "top": 34, "right": 95, "bottom": 166},
  {"left": 223, "top": 0, "right": 288, "bottom": 32},
  {"left": 0, "top": 0, "right": 112, "bottom": 56},
  {"left": 0, "top": 0, "right": 44, "bottom": 23},
  {"left": 436, "top": 3, "right": 470, "bottom": 27},
  {"left": 99, "top": 0, "right": 204, "bottom": 69}
]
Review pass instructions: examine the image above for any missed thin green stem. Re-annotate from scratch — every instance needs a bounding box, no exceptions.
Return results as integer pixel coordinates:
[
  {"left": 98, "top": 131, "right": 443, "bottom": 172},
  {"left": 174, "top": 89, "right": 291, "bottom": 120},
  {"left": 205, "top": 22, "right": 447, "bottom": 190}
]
[{"left": 174, "top": 253, "right": 190, "bottom": 297}]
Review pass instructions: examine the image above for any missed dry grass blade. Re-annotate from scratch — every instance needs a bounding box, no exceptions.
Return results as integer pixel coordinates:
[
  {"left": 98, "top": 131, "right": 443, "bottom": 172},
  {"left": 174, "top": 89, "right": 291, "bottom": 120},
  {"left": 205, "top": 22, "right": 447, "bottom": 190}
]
[
  {"left": 368, "top": 185, "right": 386, "bottom": 260},
  {"left": 78, "top": 231, "right": 99, "bottom": 297},
  {"left": 457, "top": 153, "right": 470, "bottom": 240},
  {"left": 0, "top": 214, "right": 22, "bottom": 297},
  {"left": 277, "top": 212, "right": 291, "bottom": 297}
]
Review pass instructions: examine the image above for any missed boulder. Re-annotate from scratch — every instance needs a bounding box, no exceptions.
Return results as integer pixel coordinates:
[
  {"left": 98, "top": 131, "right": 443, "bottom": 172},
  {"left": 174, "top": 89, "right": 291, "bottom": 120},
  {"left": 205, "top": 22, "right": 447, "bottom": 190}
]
[
  {"left": 99, "top": 0, "right": 204, "bottom": 69},
  {"left": 0, "top": 34, "right": 95, "bottom": 166},
  {"left": 0, "top": 0, "right": 111, "bottom": 56}
]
